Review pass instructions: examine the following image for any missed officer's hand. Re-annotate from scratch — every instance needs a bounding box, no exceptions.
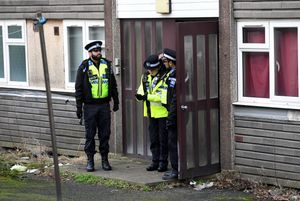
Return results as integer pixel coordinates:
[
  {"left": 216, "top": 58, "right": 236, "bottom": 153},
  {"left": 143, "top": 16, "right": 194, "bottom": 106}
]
[
  {"left": 135, "top": 94, "right": 143, "bottom": 101},
  {"left": 76, "top": 107, "right": 82, "bottom": 119},
  {"left": 113, "top": 104, "right": 119, "bottom": 112},
  {"left": 135, "top": 94, "right": 147, "bottom": 101}
]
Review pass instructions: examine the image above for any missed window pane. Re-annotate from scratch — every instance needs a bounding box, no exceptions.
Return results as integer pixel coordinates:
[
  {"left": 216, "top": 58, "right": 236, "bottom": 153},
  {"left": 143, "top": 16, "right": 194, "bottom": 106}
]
[
  {"left": 210, "top": 109, "right": 219, "bottom": 165},
  {"left": 243, "top": 52, "right": 269, "bottom": 98},
  {"left": 198, "top": 110, "right": 207, "bottom": 166},
  {"left": 89, "top": 26, "right": 104, "bottom": 41},
  {"left": 8, "top": 25, "right": 22, "bottom": 39},
  {"left": 186, "top": 111, "right": 195, "bottom": 169},
  {"left": 0, "top": 26, "right": 4, "bottom": 78},
  {"left": 184, "top": 35, "right": 194, "bottom": 102},
  {"left": 9, "top": 45, "right": 26, "bottom": 82},
  {"left": 209, "top": 34, "right": 218, "bottom": 99},
  {"left": 125, "top": 99, "right": 133, "bottom": 154},
  {"left": 155, "top": 21, "right": 163, "bottom": 53},
  {"left": 135, "top": 21, "right": 142, "bottom": 89},
  {"left": 145, "top": 21, "right": 152, "bottom": 57},
  {"left": 243, "top": 27, "right": 265, "bottom": 43},
  {"left": 68, "top": 27, "right": 83, "bottom": 82},
  {"left": 274, "top": 28, "right": 298, "bottom": 97},
  {"left": 136, "top": 99, "right": 144, "bottom": 155},
  {"left": 196, "top": 35, "right": 206, "bottom": 100},
  {"left": 122, "top": 21, "right": 132, "bottom": 89}
]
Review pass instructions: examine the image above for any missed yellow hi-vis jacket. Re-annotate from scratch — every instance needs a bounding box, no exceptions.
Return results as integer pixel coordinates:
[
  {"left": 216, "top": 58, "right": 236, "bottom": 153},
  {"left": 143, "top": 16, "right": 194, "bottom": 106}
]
[
  {"left": 137, "top": 72, "right": 168, "bottom": 118},
  {"left": 87, "top": 60, "right": 109, "bottom": 99}
]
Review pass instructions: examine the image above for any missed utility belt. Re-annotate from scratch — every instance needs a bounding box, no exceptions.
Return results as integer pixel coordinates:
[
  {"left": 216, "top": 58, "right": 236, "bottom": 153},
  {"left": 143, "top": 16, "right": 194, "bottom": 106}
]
[{"left": 84, "top": 97, "right": 110, "bottom": 105}]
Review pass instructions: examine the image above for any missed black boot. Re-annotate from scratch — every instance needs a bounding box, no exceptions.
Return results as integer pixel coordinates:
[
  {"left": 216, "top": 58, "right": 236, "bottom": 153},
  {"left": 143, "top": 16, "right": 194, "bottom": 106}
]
[
  {"left": 157, "top": 162, "right": 168, "bottom": 172},
  {"left": 86, "top": 155, "right": 94, "bottom": 172},
  {"left": 101, "top": 155, "right": 112, "bottom": 171},
  {"left": 162, "top": 170, "right": 178, "bottom": 180},
  {"left": 146, "top": 163, "right": 159, "bottom": 171}
]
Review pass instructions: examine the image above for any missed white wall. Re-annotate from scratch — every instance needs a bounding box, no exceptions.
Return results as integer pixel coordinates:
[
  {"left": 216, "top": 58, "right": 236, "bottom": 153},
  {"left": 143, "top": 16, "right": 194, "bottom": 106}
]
[{"left": 116, "top": 0, "right": 219, "bottom": 18}]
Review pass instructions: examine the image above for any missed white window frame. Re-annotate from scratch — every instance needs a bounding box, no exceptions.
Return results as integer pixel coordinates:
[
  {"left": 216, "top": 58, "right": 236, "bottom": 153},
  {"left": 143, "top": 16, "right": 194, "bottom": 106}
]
[
  {"left": 0, "top": 20, "right": 28, "bottom": 86},
  {"left": 269, "top": 21, "right": 300, "bottom": 104},
  {"left": 64, "top": 20, "right": 105, "bottom": 89},
  {"left": 237, "top": 20, "right": 300, "bottom": 109},
  {"left": 237, "top": 21, "right": 269, "bottom": 49}
]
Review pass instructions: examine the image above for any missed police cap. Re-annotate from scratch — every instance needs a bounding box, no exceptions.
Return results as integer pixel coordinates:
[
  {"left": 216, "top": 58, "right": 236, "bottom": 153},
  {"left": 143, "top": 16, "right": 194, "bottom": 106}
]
[
  {"left": 163, "top": 48, "right": 176, "bottom": 61},
  {"left": 143, "top": 54, "right": 161, "bottom": 70},
  {"left": 85, "top": 41, "right": 102, "bottom": 52}
]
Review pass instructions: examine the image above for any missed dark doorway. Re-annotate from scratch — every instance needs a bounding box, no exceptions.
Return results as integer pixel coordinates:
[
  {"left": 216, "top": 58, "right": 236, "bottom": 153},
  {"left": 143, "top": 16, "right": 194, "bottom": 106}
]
[
  {"left": 120, "top": 20, "right": 175, "bottom": 158},
  {"left": 120, "top": 19, "right": 220, "bottom": 179}
]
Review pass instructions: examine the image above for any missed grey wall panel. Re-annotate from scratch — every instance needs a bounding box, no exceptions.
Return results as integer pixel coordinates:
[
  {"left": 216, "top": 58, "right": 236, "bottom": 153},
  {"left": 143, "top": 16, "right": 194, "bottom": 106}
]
[
  {"left": 0, "top": 90, "right": 86, "bottom": 156},
  {"left": 0, "top": 0, "right": 104, "bottom": 19},
  {"left": 233, "top": 0, "right": 300, "bottom": 19},
  {"left": 234, "top": 105, "right": 300, "bottom": 188}
]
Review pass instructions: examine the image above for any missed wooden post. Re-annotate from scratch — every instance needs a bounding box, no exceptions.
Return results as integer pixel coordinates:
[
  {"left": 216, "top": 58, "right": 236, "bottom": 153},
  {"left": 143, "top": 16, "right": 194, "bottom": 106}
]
[{"left": 36, "top": 12, "right": 62, "bottom": 201}]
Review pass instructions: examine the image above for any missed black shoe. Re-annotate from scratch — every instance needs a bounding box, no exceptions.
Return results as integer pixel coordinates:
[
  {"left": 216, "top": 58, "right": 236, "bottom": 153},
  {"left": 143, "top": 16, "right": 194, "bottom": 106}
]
[
  {"left": 146, "top": 163, "right": 158, "bottom": 171},
  {"left": 162, "top": 170, "right": 178, "bottom": 180},
  {"left": 86, "top": 161, "right": 94, "bottom": 172},
  {"left": 163, "top": 170, "right": 172, "bottom": 176},
  {"left": 102, "top": 160, "right": 112, "bottom": 171},
  {"left": 157, "top": 165, "right": 168, "bottom": 172}
]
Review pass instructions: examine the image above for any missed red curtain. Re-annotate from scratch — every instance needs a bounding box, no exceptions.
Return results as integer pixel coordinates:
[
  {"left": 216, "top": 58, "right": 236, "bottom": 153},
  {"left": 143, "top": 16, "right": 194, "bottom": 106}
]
[
  {"left": 275, "top": 28, "right": 298, "bottom": 97},
  {"left": 243, "top": 29, "right": 269, "bottom": 98},
  {"left": 244, "top": 28, "right": 265, "bottom": 43}
]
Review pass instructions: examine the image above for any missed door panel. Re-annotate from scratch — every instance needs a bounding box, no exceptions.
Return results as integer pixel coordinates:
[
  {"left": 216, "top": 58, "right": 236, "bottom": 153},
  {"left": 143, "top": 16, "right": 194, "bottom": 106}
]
[{"left": 177, "top": 21, "right": 220, "bottom": 179}]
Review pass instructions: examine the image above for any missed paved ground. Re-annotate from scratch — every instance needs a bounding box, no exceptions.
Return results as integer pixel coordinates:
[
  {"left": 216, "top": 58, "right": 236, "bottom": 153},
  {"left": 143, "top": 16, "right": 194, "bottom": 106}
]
[{"left": 64, "top": 155, "right": 171, "bottom": 185}]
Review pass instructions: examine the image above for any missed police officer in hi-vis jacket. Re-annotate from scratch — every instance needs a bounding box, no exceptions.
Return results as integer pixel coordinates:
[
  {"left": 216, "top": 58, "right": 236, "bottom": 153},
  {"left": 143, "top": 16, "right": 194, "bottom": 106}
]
[
  {"left": 75, "top": 41, "right": 119, "bottom": 172},
  {"left": 136, "top": 54, "right": 169, "bottom": 172}
]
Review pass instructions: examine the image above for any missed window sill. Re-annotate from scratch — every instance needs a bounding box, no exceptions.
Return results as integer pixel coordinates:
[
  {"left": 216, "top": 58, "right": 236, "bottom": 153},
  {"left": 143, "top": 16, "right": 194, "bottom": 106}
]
[{"left": 233, "top": 101, "right": 300, "bottom": 110}]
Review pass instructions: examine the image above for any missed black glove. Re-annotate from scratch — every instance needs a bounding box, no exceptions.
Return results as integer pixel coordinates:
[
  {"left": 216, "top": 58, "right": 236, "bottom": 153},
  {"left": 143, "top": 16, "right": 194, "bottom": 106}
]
[
  {"left": 76, "top": 107, "right": 82, "bottom": 119},
  {"left": 113, "top": 104, "right": 119, "bottom": 112},
  {"left": 166, "top": 120, "right": 176, "bottom": 129},
  {"left": 135, "top": 94, "right": 147, "bottom": 101}
]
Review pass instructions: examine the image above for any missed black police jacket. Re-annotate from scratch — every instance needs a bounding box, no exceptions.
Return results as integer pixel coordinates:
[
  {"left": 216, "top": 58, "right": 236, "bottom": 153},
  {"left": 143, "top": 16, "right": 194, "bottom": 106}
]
[
  {"left": 75, "top": 57, "right": 119, "bottom": 109},
  {"left": 166, "top": 69, "right": 177, "bottom": 127}
]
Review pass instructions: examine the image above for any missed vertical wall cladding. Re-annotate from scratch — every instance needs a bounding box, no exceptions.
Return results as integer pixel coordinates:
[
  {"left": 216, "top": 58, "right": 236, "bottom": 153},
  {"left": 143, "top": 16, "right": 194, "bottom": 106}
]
[
  {"left": 0, "top": 90, "right": 86, "bottom": 156},
  {"left": 0, "top": 0, "right": 104, "bottom": 19},
  {"left": 234, "top": 106, "right": 300, "bottom": 188},
  {"left": 233, "top": 0, "right": 300, "bottom": 19}
]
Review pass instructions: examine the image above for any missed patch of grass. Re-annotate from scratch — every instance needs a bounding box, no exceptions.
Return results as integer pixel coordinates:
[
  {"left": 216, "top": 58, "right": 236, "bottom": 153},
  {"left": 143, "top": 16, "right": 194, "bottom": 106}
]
[
  {"left": 0, "top": 176, "right": 55, "bottom": 201},
  {"left": 0, "top": 158, "right": 20, "bottom": 178}
]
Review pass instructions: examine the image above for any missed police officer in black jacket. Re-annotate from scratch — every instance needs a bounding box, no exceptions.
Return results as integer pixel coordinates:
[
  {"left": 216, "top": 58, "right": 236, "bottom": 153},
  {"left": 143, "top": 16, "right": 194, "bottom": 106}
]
[
  {"left": 160, "top": 48, "right": 178, "bottom": 180},
  {"left": 75, "top": 41, "right": 119, "bottom": 172}
]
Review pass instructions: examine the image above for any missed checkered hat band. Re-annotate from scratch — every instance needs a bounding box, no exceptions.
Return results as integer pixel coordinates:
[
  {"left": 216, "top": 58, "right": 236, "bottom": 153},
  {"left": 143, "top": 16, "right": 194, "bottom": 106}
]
[
  {"left": 88, "top": 44, "right": 101, "bottom": 51},
  {"left": 163, "top": 53, "right": 176, "bottom": 61},
  {"left": 149, "top": 61, "right": 160, "bottom": 67}
]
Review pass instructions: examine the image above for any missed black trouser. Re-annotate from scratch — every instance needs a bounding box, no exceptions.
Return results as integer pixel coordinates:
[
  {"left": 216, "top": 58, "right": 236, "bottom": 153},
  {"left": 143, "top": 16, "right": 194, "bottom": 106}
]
[
  {"left": 83, "top": 103, "right": 111, "bottom": 157},
  {"left": 168, "top": 126, "right": 178, "bottom": 171},
  {"left": 148, "top": 117, "right": 168, "bottom": 166}
]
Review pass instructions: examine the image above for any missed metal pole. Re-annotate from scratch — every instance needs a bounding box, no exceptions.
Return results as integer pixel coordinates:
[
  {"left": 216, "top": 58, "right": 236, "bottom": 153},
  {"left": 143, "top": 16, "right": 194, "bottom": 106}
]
[{"left": 36, "top": 12, "right": 62, "bottom": 201}]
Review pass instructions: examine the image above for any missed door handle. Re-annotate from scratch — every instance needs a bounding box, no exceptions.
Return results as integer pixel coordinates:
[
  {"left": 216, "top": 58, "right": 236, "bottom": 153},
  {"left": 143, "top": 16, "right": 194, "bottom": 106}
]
[{"left": 180, "top": 105, "right": 188, "bottom": 111}]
